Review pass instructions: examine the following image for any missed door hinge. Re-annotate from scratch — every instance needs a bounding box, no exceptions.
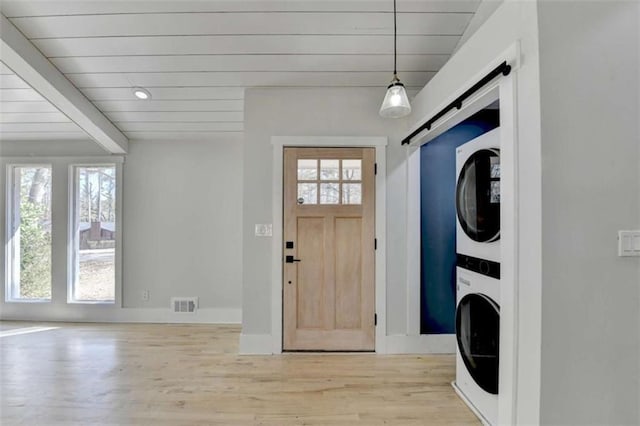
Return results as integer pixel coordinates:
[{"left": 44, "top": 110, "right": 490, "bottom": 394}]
[
  {"left": 374, "top": 238, "right": 377, "bottom": 250},
  {"left": 374, "top": 163, "right": 378, "bottom": 175},
  {"left": 374, "top": 313, "right": 377, "bottom": 326}
]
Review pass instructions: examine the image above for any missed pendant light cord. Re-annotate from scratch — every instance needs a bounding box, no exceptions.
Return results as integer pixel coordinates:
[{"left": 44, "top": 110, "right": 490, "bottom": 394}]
[{"left": 393, "top": 0, "right": 397, "bottom": 77}]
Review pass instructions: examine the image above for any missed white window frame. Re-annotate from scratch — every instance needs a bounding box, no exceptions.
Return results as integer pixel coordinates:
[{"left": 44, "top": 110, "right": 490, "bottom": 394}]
[
  {"left": 5, "top": 163, "right": 53, "bottom": 303},
  {"left": 67, "top": 162, "right": 123, "bottom": 305}
]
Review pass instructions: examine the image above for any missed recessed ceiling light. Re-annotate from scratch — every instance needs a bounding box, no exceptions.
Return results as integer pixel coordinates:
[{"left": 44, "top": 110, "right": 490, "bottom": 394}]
[{"left": 133, "top": 87, "right": 151, "bottom": 100}]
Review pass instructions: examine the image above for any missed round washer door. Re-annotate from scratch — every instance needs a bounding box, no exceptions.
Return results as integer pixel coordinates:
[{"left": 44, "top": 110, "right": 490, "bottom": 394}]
[
  {"left": 456, "top": 148, "right": 501, "bottom": 242},
  {"left": 456, "top": 293, "right": 500, "bottom": 395}
]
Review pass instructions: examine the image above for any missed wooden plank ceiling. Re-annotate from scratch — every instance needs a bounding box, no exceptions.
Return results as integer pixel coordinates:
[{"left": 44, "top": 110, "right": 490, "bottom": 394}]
[
  {"left": 0, "top": 61, "right": 91, "bottom": 141},
  {"left": 0, "top": 0, "right": 483, "bottom": 143}
]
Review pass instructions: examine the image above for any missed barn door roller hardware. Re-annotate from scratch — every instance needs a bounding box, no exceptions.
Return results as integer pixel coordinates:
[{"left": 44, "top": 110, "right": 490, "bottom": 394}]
[{"left": 401, "top": 61, "right": 512, "bottom": 145}]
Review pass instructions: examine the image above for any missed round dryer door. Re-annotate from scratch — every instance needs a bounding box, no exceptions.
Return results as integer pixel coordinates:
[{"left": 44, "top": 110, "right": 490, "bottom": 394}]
[
  {"left": 456, "top": 148, "right": 501, "bottom": 242},
  {"left": 456, "top": 293, "right": 500, "bottom": 395}
]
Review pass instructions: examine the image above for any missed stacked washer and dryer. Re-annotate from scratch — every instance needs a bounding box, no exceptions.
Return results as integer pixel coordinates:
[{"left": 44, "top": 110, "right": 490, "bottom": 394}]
[{"left": 453, "top": 127, "right": 501, "bottom": 425}]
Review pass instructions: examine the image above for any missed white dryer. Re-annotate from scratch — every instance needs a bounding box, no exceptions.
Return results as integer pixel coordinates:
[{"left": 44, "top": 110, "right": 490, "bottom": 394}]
[
  {"left": 454, "top": 266, "right": 500, "bottom": 425},
  {"left": 455, "top": 128, "right": 501, "bottom": 265}
]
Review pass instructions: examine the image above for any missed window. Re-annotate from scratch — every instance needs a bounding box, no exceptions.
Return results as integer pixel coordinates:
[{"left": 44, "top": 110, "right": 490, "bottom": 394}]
[
  {"left": 6, "top": 165, "right": 52, "bottom": 301},
  {"left": 296, "top": 159, "right": 362, "bottom": 205},
  {"left": 69, "top": 165, "right": 117, "bottom": 303}
]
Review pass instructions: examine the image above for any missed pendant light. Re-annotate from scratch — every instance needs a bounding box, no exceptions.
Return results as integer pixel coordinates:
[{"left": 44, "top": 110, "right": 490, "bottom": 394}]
[{"left": 379, "top": 0, "right": 411, "bottom": 118}]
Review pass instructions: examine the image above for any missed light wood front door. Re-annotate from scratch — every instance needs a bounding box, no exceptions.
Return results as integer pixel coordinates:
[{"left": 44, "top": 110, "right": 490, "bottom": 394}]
[{"left": 283, "top": 147, "right": 375, "bottom": 351}]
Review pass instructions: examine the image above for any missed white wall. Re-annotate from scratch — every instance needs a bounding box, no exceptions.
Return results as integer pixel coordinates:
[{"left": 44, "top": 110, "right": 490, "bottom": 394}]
[
  {"left": 122, "top": 139, "right": 243, "bottom": 310},
  {"left": 453, "top": 0, "right": 504, "bottom": 53},
  {"left": 410, "top": 1, "right": 543, "bottom": 423},
  {"left": 537, "top": 1, "right": 640, "bottom": 424},
  {"left": 241, "top": 87, "right": 410, "bottom": 339},
  {"left": 0, "top": 137, "right": 243, "bottom": 323},
  {"left": 411, "top": 0, "right": 640, "bottom": 423}
]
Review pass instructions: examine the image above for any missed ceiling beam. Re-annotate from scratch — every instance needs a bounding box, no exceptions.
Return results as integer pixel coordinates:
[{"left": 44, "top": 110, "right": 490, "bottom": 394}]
[{"left": 0, "top": 14, "right": 128, "bottom": 153}]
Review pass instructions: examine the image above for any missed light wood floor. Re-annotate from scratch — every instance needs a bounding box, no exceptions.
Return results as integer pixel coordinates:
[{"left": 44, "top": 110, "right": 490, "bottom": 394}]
[{"left": 0, "top": 322, "right": 479, "bottom": 425}]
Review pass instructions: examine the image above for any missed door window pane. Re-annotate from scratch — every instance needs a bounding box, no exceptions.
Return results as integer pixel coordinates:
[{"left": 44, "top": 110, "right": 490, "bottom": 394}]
[
  {"left": 71, "top": 166, "right": 116, "bottom": 302},
  {"left": 7, "top": 166, "right": 52, "bottom": 301},
  {"left": 320, "top": 183, "right": 340, "bottom": 204},
  {"left": 297, "top": 159, "right": 317, "bottom": 180},
  {"left": 295, "top": 157, "right": 365, "bottom": 206},
  {"left": 320, "top": 160, "right": 339, "bottom": 180},
  {"left": 342, "top": 159, "right": 362, "bottom": 181},
  {"left": 342, "top": 183, "right": 362, "bottom": 204},
  {"left": 297, "top": 183, "right": 317, "bottom": 205}
]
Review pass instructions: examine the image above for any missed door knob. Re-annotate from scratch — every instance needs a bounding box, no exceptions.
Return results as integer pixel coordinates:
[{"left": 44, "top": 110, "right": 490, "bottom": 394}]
[{"left": 285, "top": 255, "right": 301, "bottom": 263}]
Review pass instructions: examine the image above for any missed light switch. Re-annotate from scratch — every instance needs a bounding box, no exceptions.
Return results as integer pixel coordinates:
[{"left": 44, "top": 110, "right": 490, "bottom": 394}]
[
  {"left": 618, "top": 230, "right": 640, "bottom": 257},
  {"left": 255, "top": 224, "right": 273, "bottom": 237}
]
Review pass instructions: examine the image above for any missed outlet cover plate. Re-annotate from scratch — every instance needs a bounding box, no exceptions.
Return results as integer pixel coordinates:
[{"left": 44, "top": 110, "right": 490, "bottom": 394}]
[
  {"left": 255, "top": 224, "right": 273, "bottom": 237},
  {"left": 618, "top": 230, "right": 640, "bottom": 257}
]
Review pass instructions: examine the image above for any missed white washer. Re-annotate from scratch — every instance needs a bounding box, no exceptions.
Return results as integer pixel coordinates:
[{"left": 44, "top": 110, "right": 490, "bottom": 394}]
[
  {"left": 455, "top": 128, "right": 501, "bottom": 264},
  {"left": 454, "top": 267, "right": 500, "bottom": 426}
]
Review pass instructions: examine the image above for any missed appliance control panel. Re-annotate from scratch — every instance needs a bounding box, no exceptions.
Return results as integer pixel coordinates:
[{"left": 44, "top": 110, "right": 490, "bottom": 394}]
[
  {"left": 456, "top": 253, "right": 500, "bottom": 279},
  {"left": 618, "top": 230, "right": 640, "bottom": 257}
]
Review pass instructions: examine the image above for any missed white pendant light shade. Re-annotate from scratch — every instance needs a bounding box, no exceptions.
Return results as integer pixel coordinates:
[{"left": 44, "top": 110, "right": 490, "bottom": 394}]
[
  {"left": 379, "top": 0, "right": 411, "bottom": 119},
  {"left": 379, "top": 78, "right": 411, "bottom": 118}
]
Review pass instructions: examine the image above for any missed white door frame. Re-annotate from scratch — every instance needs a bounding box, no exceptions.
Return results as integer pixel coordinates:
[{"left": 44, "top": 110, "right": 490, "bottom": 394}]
[
  {"left": 404, "top": 43, "right": 521, "bottom": 424},
  {"left": 270, "top": 136, "right": 388, "bottom": 354}
]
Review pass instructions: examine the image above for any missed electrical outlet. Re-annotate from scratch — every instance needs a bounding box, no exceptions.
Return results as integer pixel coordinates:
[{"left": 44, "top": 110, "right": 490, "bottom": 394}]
[{"left": 142, "top": 290, "right": 150, "bottom": 301}]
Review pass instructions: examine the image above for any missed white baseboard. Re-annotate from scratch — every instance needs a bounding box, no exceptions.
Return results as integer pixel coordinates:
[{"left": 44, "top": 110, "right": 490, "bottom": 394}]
[
  {"left": 0, "top": 305, "right": 241, "bottom": 324},
  {"left": 239, "top": 333, "right": 273, "bottom": 354},
  {"left": 236, "top": 333, "right": 456, "bottom": 355},
  {"left": 383, "top": 334, "right": 456, "bottom": 354}
]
